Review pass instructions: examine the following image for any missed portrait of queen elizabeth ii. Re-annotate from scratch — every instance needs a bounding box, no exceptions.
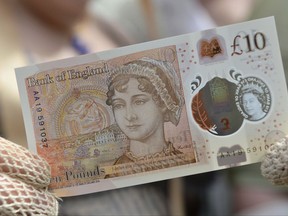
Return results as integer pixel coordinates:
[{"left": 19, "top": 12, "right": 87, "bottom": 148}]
[{"left": 239, "top": 85, "right": 268, "bottom": 121}]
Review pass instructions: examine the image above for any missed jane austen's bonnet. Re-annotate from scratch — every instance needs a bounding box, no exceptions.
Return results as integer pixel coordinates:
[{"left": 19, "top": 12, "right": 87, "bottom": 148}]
[{"left": 108, "top": 57, "right": 184, "bottom": 126}]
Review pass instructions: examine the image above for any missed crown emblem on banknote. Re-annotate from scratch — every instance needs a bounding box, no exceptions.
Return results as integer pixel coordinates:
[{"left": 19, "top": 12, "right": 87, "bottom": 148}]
[
  {"left": 199, "top": 38, "right": 223, "bottom": 58},
  {"left": 241, "top": 83, "right": 264, "bottom": 94}
]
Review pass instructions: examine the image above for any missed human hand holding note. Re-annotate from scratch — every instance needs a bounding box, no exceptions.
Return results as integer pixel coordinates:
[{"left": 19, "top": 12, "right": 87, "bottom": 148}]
[
  {"left": 261, "top": 136, "right": 288, "bottom": 186},
  {"left": 0, "top": 137, "right": 58, "bottom": 215}
]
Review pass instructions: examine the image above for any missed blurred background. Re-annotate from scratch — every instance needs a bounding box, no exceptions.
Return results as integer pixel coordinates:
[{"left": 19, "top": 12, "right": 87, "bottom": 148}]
[{"left": 0, "top": 0, "right": 288, "bottom": 215}]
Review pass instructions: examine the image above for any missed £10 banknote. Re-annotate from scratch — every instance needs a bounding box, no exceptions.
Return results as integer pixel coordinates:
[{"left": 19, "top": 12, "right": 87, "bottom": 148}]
[{"left": 16, "top": 17, "right": 288, "bottom": 197}]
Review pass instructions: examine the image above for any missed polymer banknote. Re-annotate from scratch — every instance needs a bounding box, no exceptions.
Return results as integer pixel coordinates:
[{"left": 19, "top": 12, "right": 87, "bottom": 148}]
[{"left": 16, "top": 17, "right": 288, "bottom": 197}]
